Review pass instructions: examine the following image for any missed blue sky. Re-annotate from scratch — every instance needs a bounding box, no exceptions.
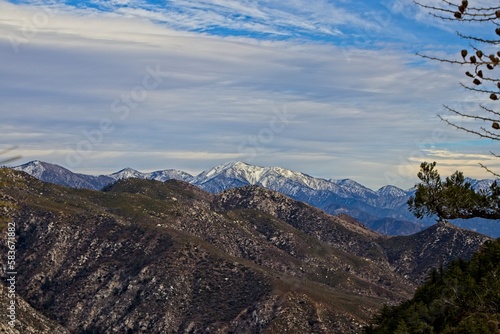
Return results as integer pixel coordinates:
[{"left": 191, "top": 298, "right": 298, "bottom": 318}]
[{"left": 1, "top": 0, "right": 498, "bottom": 189}]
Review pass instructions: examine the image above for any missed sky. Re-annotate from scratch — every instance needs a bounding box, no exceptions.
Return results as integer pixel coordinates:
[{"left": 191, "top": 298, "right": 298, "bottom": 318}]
[{"left": 1, "top": 0, "right": 499, "bottom": 190}]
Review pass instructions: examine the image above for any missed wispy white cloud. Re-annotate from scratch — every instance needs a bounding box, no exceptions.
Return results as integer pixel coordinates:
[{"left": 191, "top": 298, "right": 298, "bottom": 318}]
[
  {"left": 112, "top": 0, "right": 361, "bottom": 37},
  {"left": 1, "top": 0, "right": 496, "bottom": 189},
  {"left": 419, "top": 149, "right": 493, "bottom": 161},
  {"left": 4, "top": 0, "right": 416, "bottom": 44},
  {"left": 410, "top": 148, "right": 500, "bottom": 180}
]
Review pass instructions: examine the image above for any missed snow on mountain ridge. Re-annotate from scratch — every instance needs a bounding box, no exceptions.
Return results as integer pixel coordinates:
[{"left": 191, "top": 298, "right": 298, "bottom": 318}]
[
  {"left": 13, "top": 160, "right": 386, "bottom": 198},
  {"left": 12, "top": 160, "right": 500, "bottom": 237},
  {"left": 13, "top": 160, "right": 46, "bottom": 178},
  {"left": 13, "top": 160, "right": 409, "bottom": 199},
  {"left": 376, "top": 185, "right": 409, "bottom": 198},
  {"left": 110, "top": 168, "right": 144, "bottom": 180},
  {"left": 147, "top": 170, "right": 194, "bottom": 182},
  {"left": 464, "top": 177, "right": 496, "bottom": 193},
  {"left": 332, "top": 179, "right": 377, "bottom": 199},
  {"left": 13, "top": 160, "right": 115, "bottom": 190},
  {"left": 108, "top": 167, "right": 194, "bottom": 183},
  {"left": 193, "top": 161, "right": 341, "bottom": 193}
]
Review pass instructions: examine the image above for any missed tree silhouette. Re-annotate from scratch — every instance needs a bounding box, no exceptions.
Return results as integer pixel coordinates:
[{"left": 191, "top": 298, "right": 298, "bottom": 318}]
[{"left": 408, "top": 161, "right": 500, "bottom": 221}]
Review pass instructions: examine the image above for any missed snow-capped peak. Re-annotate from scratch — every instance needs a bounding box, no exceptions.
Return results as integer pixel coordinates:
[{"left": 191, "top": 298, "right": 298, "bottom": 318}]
[
  {"left": 109, "top": 167, "right": 195, "bottom": 183},
  {"left": 196, "top": 161, "right": 250, "bottom": 179},
  {"left": 110, "top": 168, "right": 144, "bottom": 180},
  {"left": 13, "top": 160, "right": 46, "bottom": 178},
  {"left": 465, "top": 177, "right": 495, "bottom": 193},
  {"left": 146, "top": 169, "right": 194, "bottom": 183},
  {"left": 376, "top": 185, "right": 407, "bottom": 198},
  {"left": 194, "top": 161, "right": 338, "bottom": 194},
  {"left": 195, "top": 162, "right": 261, "bottom": 182}
]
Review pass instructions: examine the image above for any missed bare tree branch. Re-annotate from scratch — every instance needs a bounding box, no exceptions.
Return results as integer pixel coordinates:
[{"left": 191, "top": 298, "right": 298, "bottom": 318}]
[
  {"left": 415, "top": 0, "right": 500, "bottom": 175},
  {"left": 438, "top": 114, "right": 500, "bottom": 141},
  {"left": 442, "top": 105, "right": 499, "bottom": 123}
]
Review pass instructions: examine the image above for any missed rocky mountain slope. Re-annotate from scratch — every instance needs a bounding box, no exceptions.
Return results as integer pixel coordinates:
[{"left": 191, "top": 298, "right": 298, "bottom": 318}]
[
  {"left": 0, "top": 168, "right": 491, "bottom": 333},
  {"left": 0, "top": 284, "right": 69, "bottom": 334},
  {"left": 380, "top": 221, "right": 491, "bottom": 283},
  {"left": 13, "top": 160, "right": 500, "bottom": 237}
]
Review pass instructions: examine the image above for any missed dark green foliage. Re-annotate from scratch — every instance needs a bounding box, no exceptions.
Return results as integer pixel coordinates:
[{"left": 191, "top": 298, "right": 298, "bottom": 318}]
[
  {"left": 405, "top": 161, "right": 500, "bottom": 333},
  {"left": 365, "top": 239, "right": 500, "bottom": 333},
  {"left": 408, "top": 162, "right": 500, "bottom": 221}
]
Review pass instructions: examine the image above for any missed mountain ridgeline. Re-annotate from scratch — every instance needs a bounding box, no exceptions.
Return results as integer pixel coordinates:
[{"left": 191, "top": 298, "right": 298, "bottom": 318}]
[
  {"left": 0, "top": 168, "right": 491, "bottom": 333},
  {"left": 13, "top": 160, "right": 500, "bottom": 237}
]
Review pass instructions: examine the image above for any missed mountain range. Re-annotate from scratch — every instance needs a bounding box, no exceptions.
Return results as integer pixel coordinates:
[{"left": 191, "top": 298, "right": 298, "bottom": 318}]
[
  {"left": 0, "top": 168, "right": 491, "bottom": 333},
  {"left": 12, "top": 160, "right": 500, "bottom": 237}
]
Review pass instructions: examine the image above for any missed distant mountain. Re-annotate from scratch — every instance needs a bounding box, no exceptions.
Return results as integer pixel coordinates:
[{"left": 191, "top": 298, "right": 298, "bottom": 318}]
[
  {"left": 110, "top": 167, "right": 194, "bottom": 183},
  {"left": 376, "top": 185, "right": 408, "bottom": 198},
  {"left": 13, "top": 161, "right": 194, "bottom": 190},
  {"left": 0, "top": 168, "right": 490, "bottom": 333},
  {"left": 109, "top": 167, "right": 145, "bottom": 180},
  {"left": 12, "top": 160, "right": 500, "bottom": 237},
  {"left": 194, "top": 162, "right": 499, "bottom": 237},
  {"left": 13, "top": 160, "right": 115, "bottom": 190},
  {"left": 189, "top": 162, "right": 436, "bottom": 236}
]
